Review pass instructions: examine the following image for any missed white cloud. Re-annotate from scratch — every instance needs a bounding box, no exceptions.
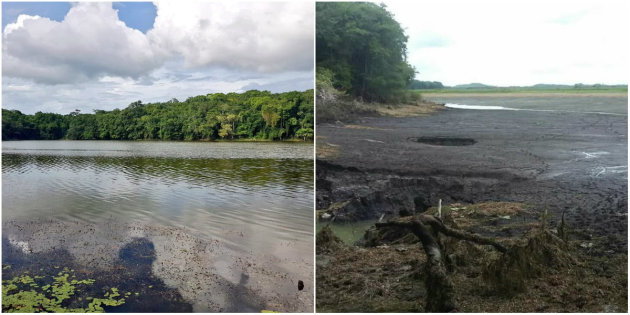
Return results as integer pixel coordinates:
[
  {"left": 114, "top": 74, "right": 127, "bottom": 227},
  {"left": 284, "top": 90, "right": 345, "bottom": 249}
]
[
  {"left": 385, "top": 0, "right": 628, "bottom": 86},
  {"left": 2, "top": 65, "right": 314, "bottom": 114},
  {"left": 147, "top": 1, "right": 313, "bottom": 72},
  {"left": 2, "top": 1, "right": 314, "bottom": 113},
  {"left": 3, "top": 3, "right": 161, "bottom": 84},
  {"left": 4, "top": 14, "right": 41, "bottom": 35},
  {"left": 2, "top": 1, "right": 314, "bottom": 85}
]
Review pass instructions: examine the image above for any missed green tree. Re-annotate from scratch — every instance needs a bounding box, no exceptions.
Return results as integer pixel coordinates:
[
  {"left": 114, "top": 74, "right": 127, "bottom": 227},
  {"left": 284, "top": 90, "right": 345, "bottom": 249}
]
[
  {"left": 2, "top": 90, "right": 313, "bottom": 142},
  {"left": 316, "top": 2, "right": 415, "bottom": 102},
  {"left": 296, "top": 128, "right": 314, "bottom": 141}
]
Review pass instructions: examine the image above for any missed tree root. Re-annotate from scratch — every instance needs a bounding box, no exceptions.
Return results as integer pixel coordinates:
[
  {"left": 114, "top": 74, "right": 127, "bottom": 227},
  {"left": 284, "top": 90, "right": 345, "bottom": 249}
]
[
  {"left": 376, "top": 214, "right": 507, "bottom": 252},
  {"left": 375, "top": 214, "right": 508, "bottom": 312}
]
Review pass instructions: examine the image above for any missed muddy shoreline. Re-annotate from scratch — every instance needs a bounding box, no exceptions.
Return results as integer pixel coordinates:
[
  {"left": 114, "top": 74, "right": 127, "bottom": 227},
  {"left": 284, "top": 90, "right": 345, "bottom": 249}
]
[
  {"left": 317, "top": 106, "right": 627, "bottom": 250},
  {"left": 2, "top": 218, "right": 313, "bottom": 312}
]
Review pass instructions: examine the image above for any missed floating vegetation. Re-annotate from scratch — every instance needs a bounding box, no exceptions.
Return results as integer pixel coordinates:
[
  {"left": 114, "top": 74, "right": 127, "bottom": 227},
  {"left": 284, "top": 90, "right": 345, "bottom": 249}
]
[{"left": 2, "top": 269, "right": 129, "bottom": 313}]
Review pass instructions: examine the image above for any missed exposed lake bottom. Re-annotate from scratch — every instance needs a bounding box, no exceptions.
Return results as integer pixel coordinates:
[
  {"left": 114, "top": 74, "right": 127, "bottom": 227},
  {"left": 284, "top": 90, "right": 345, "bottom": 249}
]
[{"left": 315, "top": 95, "right": 627, "bottom": 312}]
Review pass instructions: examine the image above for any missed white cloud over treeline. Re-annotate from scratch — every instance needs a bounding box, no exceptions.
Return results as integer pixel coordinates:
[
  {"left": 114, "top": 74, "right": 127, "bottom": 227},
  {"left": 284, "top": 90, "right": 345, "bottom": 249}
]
[{"left": 2, "top": 1, "right": 314, "bottom": 113}]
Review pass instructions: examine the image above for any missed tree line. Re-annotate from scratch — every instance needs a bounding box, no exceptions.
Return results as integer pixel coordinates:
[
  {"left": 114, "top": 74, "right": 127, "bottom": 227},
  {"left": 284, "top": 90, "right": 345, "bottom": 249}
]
[
  {"left": 408, "top": 80, "right": 444, "bottom": 90},
  {"left": 316, "top": 2, "right": 415, "bottom": 102},
  {"left": 2, "top": 90, "right": 314, "bottom": 141}
]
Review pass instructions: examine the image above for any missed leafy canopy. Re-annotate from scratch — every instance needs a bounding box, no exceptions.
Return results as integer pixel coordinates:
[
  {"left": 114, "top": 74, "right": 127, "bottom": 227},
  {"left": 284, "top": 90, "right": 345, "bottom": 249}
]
[
  {"left": 316, "top": 2, "right": 415, "bottom": 102},
  {"left": 2, "top": 90, "right": 314, "bottom": 141}
]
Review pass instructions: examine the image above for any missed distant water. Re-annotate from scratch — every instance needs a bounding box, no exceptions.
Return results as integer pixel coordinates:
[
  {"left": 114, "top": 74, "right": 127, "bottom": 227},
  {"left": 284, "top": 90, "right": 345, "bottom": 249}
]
[
  {"left": 445, "top": 104, "right": 517, "bottom": 110},
  {"left": 445, "top": 103, "right": 626, "bottom": 116},
  {"left": 426, "top": 93, "right": 628, "bottom": 115}
]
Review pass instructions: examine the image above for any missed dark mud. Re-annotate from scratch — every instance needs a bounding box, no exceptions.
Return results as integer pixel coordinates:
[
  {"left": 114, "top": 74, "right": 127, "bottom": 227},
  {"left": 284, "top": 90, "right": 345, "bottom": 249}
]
[
  {"left": 408, "top": 136, "right": 476, "bottom": 146},
  {"left": 316, "top": 105, "right": 627, "bottom": 312},
  {"left": 317, "top": 107, "right": 627, "bottom": 252}
]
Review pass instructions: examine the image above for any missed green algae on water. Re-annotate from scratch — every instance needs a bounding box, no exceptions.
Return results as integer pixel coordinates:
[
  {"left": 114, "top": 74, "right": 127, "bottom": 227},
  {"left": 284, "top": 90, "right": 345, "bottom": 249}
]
[{"left": 2, "top": 269, "right": 131, "bottom": 312}]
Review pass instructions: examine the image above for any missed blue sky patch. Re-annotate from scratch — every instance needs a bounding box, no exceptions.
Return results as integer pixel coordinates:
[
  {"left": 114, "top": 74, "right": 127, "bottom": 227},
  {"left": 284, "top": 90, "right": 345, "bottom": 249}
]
[
  {"left": 2, "top": 2, "right": 71, "bottom": 29},
  {"left": 2, "top": 2, "right": 157, "bottom": 33},
  {"left": 113, "top": 2, "right": 157, "bottom": 33}
]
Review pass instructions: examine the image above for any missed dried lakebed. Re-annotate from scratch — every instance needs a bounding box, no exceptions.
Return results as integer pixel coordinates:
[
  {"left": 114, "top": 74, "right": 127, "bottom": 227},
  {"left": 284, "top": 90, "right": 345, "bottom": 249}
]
[
  {"left": 317, "top": 104, "right": 627, "bottom": 252},
  {"left": 316, "top": 101, "right": 627, "bottom": 312}
]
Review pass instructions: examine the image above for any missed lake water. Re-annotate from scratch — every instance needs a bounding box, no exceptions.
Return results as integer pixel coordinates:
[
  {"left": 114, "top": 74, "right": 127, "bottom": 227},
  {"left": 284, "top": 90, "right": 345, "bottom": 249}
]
[
  {"left": 2, "top": 141, "right": 314, "bottom": 312},
  {"left": 424, "top": 93, "right": 628, "bottom": 115}
]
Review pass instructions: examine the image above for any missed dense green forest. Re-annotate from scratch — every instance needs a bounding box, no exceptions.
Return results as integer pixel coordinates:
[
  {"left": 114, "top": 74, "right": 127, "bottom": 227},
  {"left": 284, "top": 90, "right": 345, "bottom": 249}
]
[
  {"left": 316, "top": 2, "right": 415, "bottom": 102},
  {"left": 2, "top": 90, "right": 314, "bottom": 141}
]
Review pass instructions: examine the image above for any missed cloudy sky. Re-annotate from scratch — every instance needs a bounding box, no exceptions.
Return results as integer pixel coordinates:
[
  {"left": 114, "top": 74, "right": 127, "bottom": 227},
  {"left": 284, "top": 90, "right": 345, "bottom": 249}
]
[
  {"left": 385, "top": 0, "right": 628, "bottom": 86},
  {"left": 2, "top": 2, "right": 314, "bottom": 114}
]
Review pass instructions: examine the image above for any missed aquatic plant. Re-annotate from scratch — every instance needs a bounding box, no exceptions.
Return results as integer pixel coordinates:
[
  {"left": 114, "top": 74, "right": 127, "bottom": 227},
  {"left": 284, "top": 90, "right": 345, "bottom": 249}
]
[{"left": 2, "top": 267, "right": 128, "bottom": 313}]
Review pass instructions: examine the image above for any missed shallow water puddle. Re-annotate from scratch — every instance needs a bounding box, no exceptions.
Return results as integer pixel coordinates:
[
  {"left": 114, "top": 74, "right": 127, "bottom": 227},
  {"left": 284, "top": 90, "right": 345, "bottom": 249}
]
[{"left": 316, "top": 220, "right": 378, "bottom": 245}]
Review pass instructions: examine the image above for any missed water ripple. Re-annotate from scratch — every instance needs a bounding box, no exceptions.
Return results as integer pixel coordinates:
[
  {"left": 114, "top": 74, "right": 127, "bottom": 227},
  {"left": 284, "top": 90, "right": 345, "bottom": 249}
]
[{"left": 2, "top": 142, "right": 313, "bottom": 257}]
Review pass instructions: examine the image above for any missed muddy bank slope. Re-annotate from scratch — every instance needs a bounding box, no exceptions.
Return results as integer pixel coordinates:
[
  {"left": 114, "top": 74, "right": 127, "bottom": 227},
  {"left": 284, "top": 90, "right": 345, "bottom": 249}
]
[{"left": 317, "top": 107, "right": 627, "bottom": 250}]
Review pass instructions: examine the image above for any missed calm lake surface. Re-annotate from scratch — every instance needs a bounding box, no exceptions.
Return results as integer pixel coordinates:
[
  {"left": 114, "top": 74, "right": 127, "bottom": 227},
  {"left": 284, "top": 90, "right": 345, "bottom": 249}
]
[
  {"left": 424, "top": 93, "right": 628, "bottom": 115},
  {"left": 2, "top": 141, "right": 314, "bottom": 312}
]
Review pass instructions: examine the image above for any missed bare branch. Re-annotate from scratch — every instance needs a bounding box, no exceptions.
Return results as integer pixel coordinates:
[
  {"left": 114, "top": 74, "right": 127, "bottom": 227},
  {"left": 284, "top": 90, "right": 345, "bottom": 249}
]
[{"left": 377, "top": 214, "right": 508, "bottom": 253}]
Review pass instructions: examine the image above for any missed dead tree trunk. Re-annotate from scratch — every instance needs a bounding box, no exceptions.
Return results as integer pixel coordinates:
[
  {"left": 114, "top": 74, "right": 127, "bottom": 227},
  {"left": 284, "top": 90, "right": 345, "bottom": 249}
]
[
  {"left": 376, "top": 218, "right": 456, "bottom": 312},
  {"left": 376, "top": 214, "right": 507, "bottom": 312}
]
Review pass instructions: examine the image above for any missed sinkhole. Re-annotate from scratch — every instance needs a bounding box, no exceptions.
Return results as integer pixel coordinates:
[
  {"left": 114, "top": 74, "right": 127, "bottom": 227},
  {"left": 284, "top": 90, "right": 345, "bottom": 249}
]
[{"left": 409, "top": 136, "right": 476, "bottom": 146}]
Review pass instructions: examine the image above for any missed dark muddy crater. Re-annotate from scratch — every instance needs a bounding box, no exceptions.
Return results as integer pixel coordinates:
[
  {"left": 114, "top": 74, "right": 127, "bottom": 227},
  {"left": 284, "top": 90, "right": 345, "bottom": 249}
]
[{"left": 408, "top": 136, "right": 476, "bottom": 146}]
